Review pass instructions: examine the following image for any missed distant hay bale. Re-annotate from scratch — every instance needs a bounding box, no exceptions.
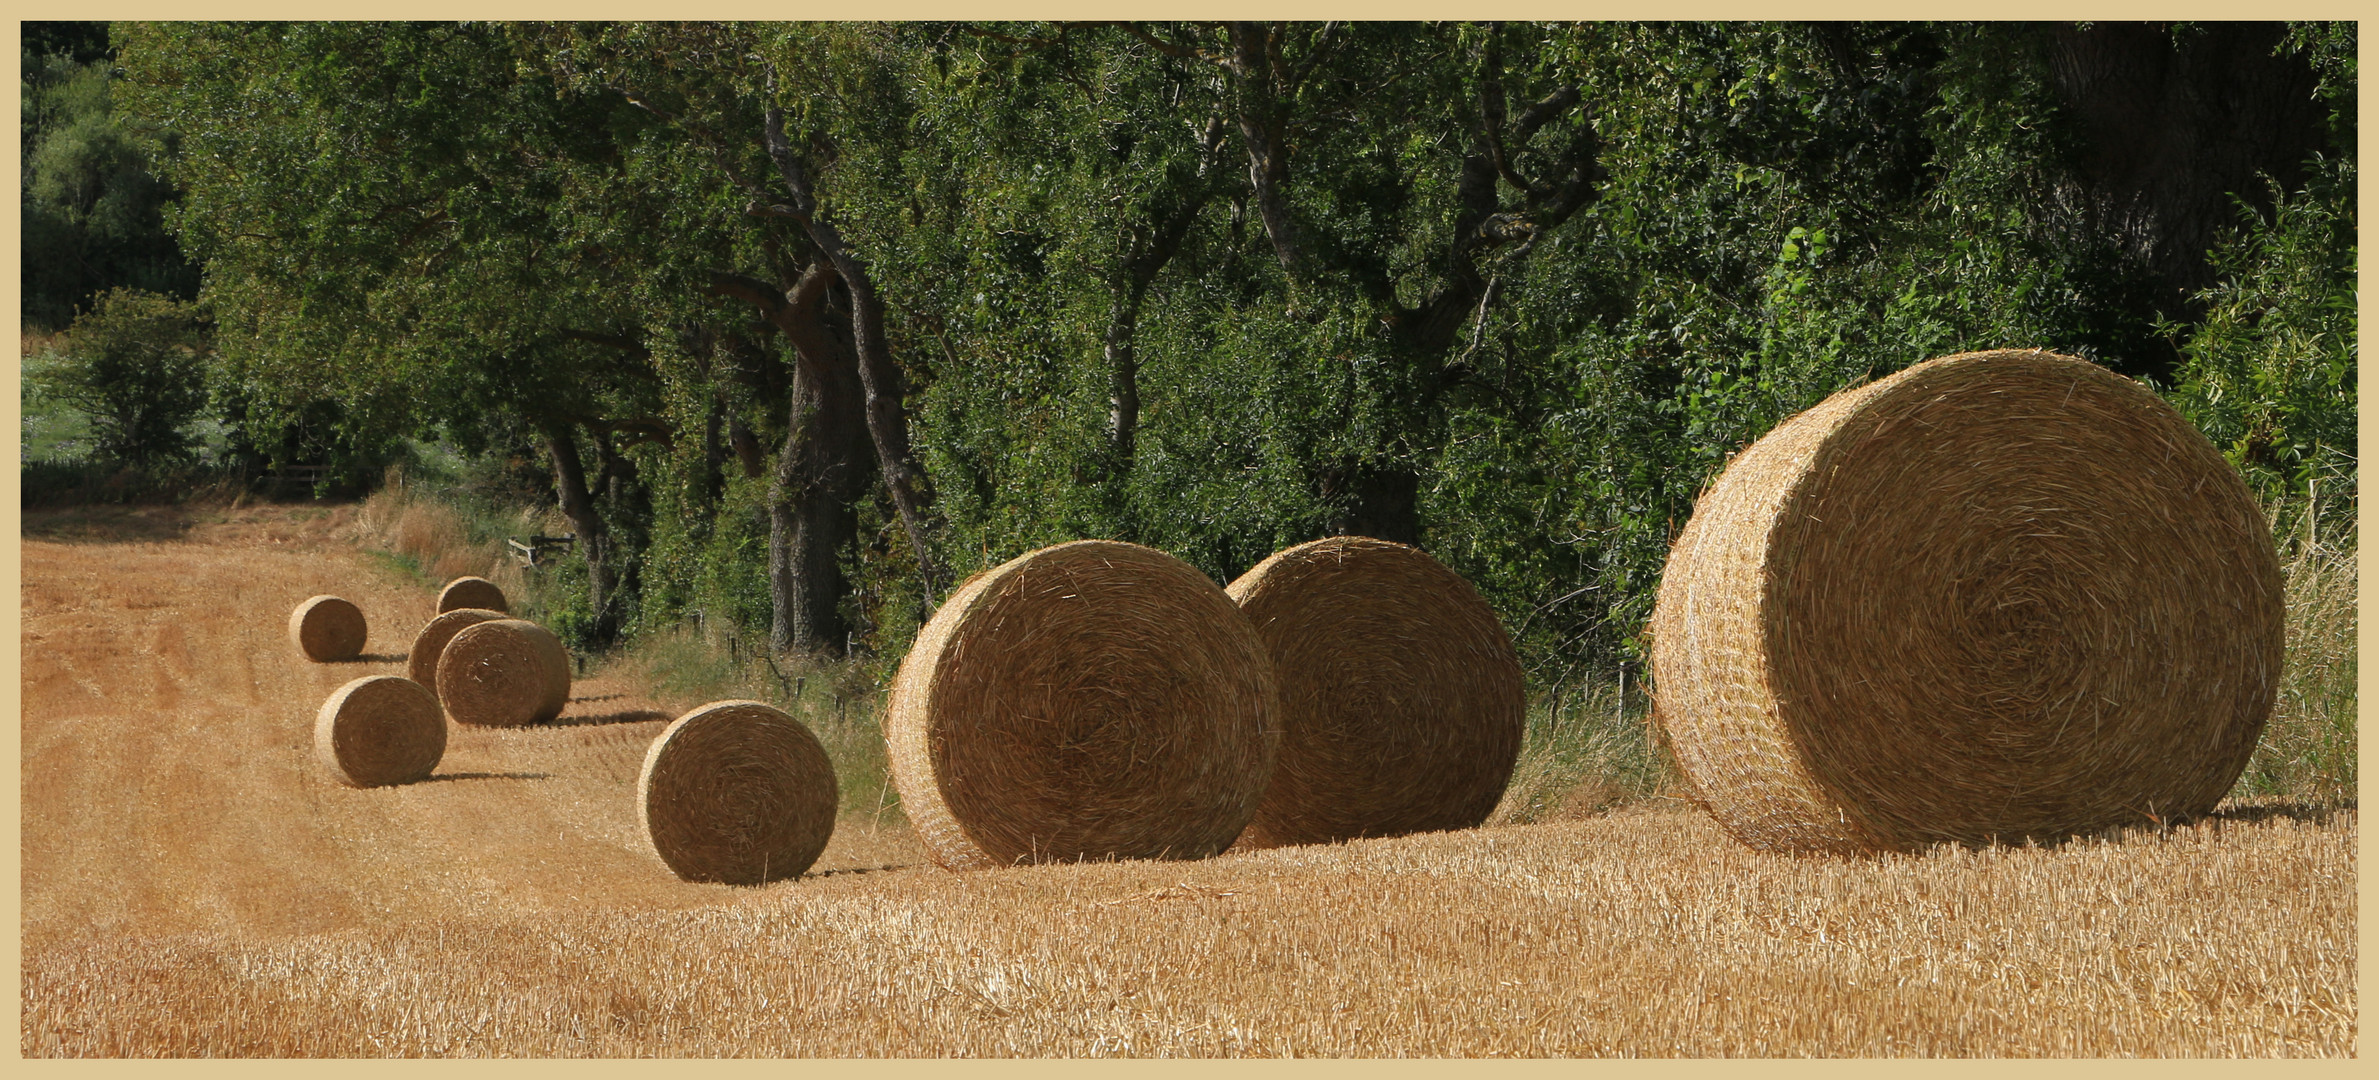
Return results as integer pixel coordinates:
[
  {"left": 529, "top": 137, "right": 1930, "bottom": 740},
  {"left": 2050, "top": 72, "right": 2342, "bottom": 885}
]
[
  {"left": 1226, "top": 536, "right": 1525, "bottom": 849},
  {"left": 407, "top": 607, "right": 507, "bottom": 701},
  {"left": 314, "top": 675, "right": 445, "bottom": 787},
  {"left": 885, "top": 540, "right": 1279, "bottom": 870},
  {"left": 437, "top": 576, "right": 508, "bottom": 614},
  {"left": 435, "top": 619, "right": 571, "bottom": 727},
  {"left": 288, "top": 595, "right": 367, "bottom": 662},
  {"left": 1648, "top": 349, "right": 2284, "bottom": 854},
  {"left": 639, "top": 700, "right": 839, "bottom": 885}
]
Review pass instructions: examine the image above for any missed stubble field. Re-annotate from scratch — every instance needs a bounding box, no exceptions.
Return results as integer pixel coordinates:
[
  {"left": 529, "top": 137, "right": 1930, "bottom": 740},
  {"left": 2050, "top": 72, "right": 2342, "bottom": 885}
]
[{"left": 17, "top": 504, "right": 2357, "bottom": 1056}]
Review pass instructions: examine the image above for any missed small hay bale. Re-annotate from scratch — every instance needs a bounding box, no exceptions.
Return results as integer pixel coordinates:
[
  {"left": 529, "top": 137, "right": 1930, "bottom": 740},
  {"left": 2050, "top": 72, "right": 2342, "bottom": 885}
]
[
  {"left": 437, "top": 576, "right": 509, "bottom": 614},
  {"left": 435, "top": 618, "right": 572, "bottom": 727},
  {"left": 288, "top": 595, "right": 367, "bottom": 662},
  {"left": 407, "top": 607, "right": 508, "bottom": 702},
  {"left": 639, "top": 700, "right": 839, "bottom": 885},
  {"left": 885, "top": 540, "right": 1279, "bottom": 870},
  {"left": 1648, "top": 349, "right": 2284, "bottom": 854},
  {"left": 314, "top": 675, "right": 446, "bottom": 787},
  {"left": 1226, "top": 536, "right": 1525, "bottom": 849}
]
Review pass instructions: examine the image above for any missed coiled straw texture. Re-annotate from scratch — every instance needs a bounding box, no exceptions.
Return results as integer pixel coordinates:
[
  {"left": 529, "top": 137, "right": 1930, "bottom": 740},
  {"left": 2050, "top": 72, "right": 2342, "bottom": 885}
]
[
  {"left": 437, "top": 576, "right": 509, "bottom": 614},
  {"left": 314, "top": 675, "right": 446, "bottom": 787},
  {"left": 1649, "top": 349, "right": 2284, "bottom": 854},
  {"left": 435, "top": 619, "right": 572, "bottom": 727},
  {"left": 407, "top": 608, "right": 506, "bottom": 702},
  {"left": 1227, "top": 536, "right": 1524, "bottom": 849},
  {"left": 288, "top": 595, "right": 367, "bottom": 662},
  {"left": 886, "top": 540, "right": 1279, "bottom": 870},
  {"left": 639, "top": 700, "right": 839, "bottom": 885}
]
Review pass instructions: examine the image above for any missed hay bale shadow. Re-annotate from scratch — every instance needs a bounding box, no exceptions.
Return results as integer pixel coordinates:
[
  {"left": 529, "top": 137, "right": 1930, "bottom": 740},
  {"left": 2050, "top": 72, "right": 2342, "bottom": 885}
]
[
  {"left": 330, "top": 653, "right": 409, "bottom": 664},
  {"left": 2202, "top": 798, "right": 2355, "bottom": 827},
  {"left": 21, "top": 504, "right": 197, "bottom": 543},
  {"left": 806, "top": 864, "right": 914, "bottom": 878},
  {"left": 546, "top": 709, "right": 673, "bottom": 728},
  {"left": 416, "top": 771, "right": 552, "bottom": 783}
]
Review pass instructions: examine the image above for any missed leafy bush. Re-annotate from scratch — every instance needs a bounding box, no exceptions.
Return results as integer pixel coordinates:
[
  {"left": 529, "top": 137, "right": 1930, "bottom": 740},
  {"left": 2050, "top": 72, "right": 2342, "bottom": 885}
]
[{"left": 28, "top": 288, "right": 210, "bottom": 466}]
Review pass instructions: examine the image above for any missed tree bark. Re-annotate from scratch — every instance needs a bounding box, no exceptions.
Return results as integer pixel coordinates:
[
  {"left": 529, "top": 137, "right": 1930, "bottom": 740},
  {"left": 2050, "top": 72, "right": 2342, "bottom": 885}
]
[
  {"left": 758, "top": 105, "right": 946, "bottom": 603},
  {"left": 1226, "top": 22, "right": 1307, "bottom": 280},
  {"left": 2043, "top": 23, "right": 2324, "bottom": 308},
  {"left": 540, "top": 419, "right": 618, "bottom": 643},
  {"left": 715, "top": 262, "right": 879, "bottom": 654},
  {"left": 763, "top": 263, "right": 874, "bottom": 654},
  {"left": 1106, "top": 121, "right": 1227, "bottom": 466}
]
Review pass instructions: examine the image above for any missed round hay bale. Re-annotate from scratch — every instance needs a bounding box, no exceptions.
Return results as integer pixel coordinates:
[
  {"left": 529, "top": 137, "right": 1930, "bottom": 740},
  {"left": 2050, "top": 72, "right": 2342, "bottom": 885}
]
[
  {"left": 314, "top": 675, "right": 446, "bottom": 787},
  {"left": 435, "top": 618, "right": 571, "bottom": 727},
  {"left": 1226, "top": 536, "right": 1525, "bottom": 849},
  {"left": 885, "top": 540, "right": 1279, "bottom": 870},
  {"left": 1648, "top": 349, "right": 2283, "bottom": 854},
  {"left": 639, "top": 700, "right": 839, "bottom": 884},
  {"left": 437, "top": 576, "right": 509, "bottom": 615},
  {"left": 406, "top": 608, "right": 507, "bottom": 702},
  {"left": 288, "top": 595, "right": 367, "bottom": 662}
]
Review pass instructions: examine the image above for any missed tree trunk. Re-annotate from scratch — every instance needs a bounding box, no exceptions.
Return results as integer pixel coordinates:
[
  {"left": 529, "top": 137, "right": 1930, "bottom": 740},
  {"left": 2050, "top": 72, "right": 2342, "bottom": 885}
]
[
  {"left": 541, "top": 419, "right": 618, "bottom": 643},
  {"left": 699, "top": 395, "right": 726, "bottom": 510},
  {"left": 760, "top": 264, "right": 876, "bottom": 654},
  {"left": 1108, "top": 114, "right": 1231, "bottom": 472},
  {"left": 1226, "top": 22, "right": 1307, "bottom": 280},
  {"left": 2043, "top": 23, "right": 2324, "bottom": 310},
  {"left": 1103, "top": 300, "right": 1143, "bottom": 466},
  {"left": 759, "top": 105, "right": 946, "bottom": 603}
]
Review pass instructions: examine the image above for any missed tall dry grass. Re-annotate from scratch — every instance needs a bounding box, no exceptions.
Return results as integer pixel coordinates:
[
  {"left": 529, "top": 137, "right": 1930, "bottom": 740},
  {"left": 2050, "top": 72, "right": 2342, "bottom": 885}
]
[
  {"left": 354, "top": 467, "right": 538, "bottom": 611},
  {"left": 1493, "top": 680, "right": 1676, "bottom": 825},
  {"left": 2232, "top": 488, "right": 2357, "bottom": 801}
]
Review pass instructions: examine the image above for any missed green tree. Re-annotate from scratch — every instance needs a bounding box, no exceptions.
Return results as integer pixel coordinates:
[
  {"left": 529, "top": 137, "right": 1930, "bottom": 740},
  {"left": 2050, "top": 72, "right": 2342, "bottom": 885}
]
[
  {"left": 21, "top": 21, "right": 199, "bottom": 330},
  {"left": 29, "top": 288, "right": 210, "bottom": 465}
]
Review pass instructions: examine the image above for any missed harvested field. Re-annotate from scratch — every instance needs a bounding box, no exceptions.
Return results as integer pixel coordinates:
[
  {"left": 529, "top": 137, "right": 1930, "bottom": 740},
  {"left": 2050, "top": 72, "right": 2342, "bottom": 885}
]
[{"left": 18, "top": 504, "right": 2357, "bottom": 1057}]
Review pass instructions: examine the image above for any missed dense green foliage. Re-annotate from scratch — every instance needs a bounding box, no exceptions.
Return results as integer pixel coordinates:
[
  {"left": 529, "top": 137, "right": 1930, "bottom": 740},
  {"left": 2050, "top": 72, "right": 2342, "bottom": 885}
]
[
  {"left": 105, "top": 21, "right": 2354, "bottom": 700},
  {"left": 21, "top": 22, "right": 198, "bottom": 330},
  {"left": 26, "top": 288, "right": 210, "bottom": 465}
]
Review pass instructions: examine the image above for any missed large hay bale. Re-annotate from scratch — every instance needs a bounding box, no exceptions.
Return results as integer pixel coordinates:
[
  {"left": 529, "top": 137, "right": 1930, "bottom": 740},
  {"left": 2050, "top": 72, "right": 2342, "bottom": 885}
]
[
  {"left": 639, "top": 700, "right": 839, "bottom": 884},
  {"left": 407, "top": 608, "right": 507, "bottom": 701},
  {"left": 1649, "top": 349, "right": 2283, "bottom": 854},
  {"left": 437, "top": 576, "right": 509, "bottom": 614},
  {"left": 314, "top": 675, "right": 446, "bottom": 787},
  {"left": 287, "top": 595, "right": 367, "bottom": 662},
  {"left": 1226, "top": 536, "right": 1525, "bottom": 849},
  {"left": 435, "top": 618, "right": 572, "bottom": 727},
  {"left": 885, "top": 540, "right": 1279, "bottom": 869}
]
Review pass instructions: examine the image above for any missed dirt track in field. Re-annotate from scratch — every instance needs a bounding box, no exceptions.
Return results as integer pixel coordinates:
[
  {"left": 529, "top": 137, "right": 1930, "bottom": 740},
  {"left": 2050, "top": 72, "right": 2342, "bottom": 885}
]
[
  {"left": 19, "top": 504, "right": 927, "bottom": 950},
  {"left": 18, "top": 504, "right": 2357, "bottom": 1056}
]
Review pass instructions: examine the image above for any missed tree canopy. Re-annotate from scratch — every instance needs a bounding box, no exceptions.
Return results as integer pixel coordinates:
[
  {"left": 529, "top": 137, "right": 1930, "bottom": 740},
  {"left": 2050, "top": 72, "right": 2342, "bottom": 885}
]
[{"left": 106, "top": 20, "right": 2356, "bottom": 685}]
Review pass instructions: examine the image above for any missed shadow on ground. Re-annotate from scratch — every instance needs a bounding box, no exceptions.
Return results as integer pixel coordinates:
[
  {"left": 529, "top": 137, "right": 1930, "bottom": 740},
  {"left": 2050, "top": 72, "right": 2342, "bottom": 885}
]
[
  {"left": 22, "top": 506, "right": 197, "bottom": 543},
  {"left": 545, "top": 709, "right": 674, "bottom": 728},
  {"left": 2201, "top": 798, "right": 2356, "bottom": 828}
]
